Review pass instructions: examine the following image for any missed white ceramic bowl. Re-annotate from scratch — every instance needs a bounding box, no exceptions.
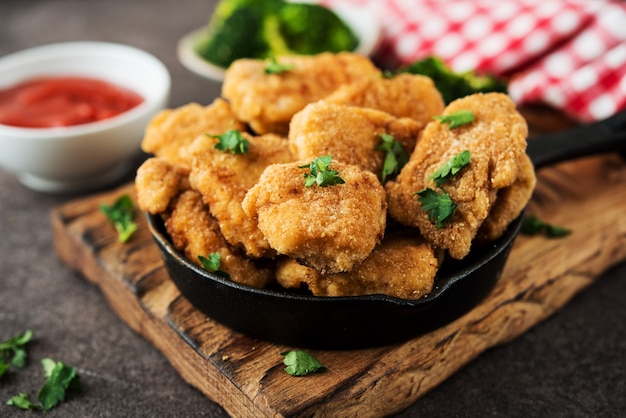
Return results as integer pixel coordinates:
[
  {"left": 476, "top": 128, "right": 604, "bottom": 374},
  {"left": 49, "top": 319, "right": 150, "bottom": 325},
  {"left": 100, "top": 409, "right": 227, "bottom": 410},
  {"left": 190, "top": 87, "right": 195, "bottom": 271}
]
[
  {"left": 177, "top": 1, "right": 381, "bottom": 82},
  {"left": 0, "top": 42, "right": 171, "bottom": 193}
]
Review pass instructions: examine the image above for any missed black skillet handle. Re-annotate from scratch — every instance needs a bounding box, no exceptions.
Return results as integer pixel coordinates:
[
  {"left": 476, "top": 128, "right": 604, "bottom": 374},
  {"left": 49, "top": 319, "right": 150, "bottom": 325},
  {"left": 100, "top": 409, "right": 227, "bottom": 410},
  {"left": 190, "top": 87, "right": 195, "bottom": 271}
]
[{"left": 526, "top": 110, "right": 626, "bottom": 170}]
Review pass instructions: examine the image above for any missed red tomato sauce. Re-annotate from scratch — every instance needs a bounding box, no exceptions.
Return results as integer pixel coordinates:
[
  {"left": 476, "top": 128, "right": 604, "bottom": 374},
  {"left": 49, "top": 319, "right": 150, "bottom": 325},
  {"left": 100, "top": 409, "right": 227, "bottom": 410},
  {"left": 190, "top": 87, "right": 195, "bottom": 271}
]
[{"left": 0, "top": 76, "right": 144, "bottom": 128}]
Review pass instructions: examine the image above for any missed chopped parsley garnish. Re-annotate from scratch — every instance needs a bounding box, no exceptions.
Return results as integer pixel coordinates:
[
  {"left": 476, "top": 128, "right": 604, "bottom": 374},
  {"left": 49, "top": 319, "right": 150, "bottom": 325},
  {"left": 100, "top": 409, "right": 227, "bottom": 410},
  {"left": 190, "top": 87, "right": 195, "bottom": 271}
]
[
  {"left": 521, "top": 215, "right": 572, "bottom": 238},
  {"left": 376, "top": 133, "right": 409, "bottom": 183},
  {"left": 416, "top": 188, "right": 458, "bottom": 229},
  {"left": 299, "top": 155, "right": 345, "bottom": 188},
  {"left": 7, "top": 393, "right": 40, "bottom": 410},
  {"left": 434, "top": 110, "right": 475, "bottom": 129},
  {"left": 99, "top": 194, "right": 138, "bottom": 243},
  {"left": 198, "top": 253, "right": 231, "bottom": 279},
  {"left": 38, "top": 358, "right": 80, "bottom": 411},
  {"left": 429, "top": 150, "right": 471, "bottom": 187},
  {"left": 208, "top": 129, "right": 249, "bottom": 154},
  {"left": 281, "top": 350, "right": 326, "bottom": 376},
  {"left": 7, "top": 358, "right": 80, "bottom": 411},
  {"left": 264, "top": 55, "right": 295, "bottom": 74},
  {"left": 0, "top": 330, "right": 33, "bottom": 378},
  {"left": 416, "top": 150, "right": 471, "bottom": 229}
]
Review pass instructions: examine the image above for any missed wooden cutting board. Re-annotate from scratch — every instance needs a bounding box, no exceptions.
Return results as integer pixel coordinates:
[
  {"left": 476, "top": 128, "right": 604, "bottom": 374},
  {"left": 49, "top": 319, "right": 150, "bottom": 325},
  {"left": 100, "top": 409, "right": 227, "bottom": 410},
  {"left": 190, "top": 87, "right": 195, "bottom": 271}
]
[{"left": 51, "top": 148, "right": 626, "bottom": 417}]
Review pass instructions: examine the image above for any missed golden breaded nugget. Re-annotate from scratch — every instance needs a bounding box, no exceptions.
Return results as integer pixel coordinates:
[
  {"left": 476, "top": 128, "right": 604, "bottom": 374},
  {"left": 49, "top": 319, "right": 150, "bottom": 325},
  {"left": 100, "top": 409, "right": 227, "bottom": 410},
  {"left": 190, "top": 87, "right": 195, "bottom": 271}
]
[
  {"left": 477, "top": 153, "right": 536, "bottom": 241},
  {"left": 135, "top": 157, "right": 190, "bottom": 214},
  {"left": 242, "top": 160, "right": 387, "bottom": 274},
  {"left": 324, "top": 73, "right": 445, "bottom": 126},
  {"left": 276, "top": 232, "right": 438, "bottom": 299},
  {"left": 288, "top": 102, "right": 422, "bottom": 176},
  {"left": 141, "top": 99, "right": 245, "bottom": 168},
  {"left": 165, "top": 190, "right": 273, "bottom": 288},
  {"left": 386, "top": 93, "right": 529, "bottom": 259},
  {"left": 188, "top": 132, "right": 293, "bottom": 258},
  {"left": 222, "top": 52, "right": 380, "bottom": 135}
]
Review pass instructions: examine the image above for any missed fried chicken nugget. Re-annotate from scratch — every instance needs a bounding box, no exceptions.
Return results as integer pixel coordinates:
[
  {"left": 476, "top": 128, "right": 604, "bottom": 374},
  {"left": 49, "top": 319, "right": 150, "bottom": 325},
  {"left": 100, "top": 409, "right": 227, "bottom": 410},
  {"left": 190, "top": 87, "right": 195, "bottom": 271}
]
[
  {"left": 288, "top": 102, "right": 422, "bottom": 175},
  {"left": 241, "top": 160, "right": 387, "bottom": 274},
  {"left": 165, "top": 190, "right": 273, "bottom": 288},
  {"left": 222, "top": 52, "right": 381, "bottom": 135},
  {"left": 477, "top": 153, "right": 536, "bottom": 241},
  {"left": 324, "top": 73, "right": 445, "bottom": 126},
  {"left": 386, "top": 93, "right": 529, "bottom": 259},
  {"left": 135, "top": 157, "right": 190, "bottom": 214},
  {"left": 141, "top": 99, "right": 245, "bottom": 168},
  {"left": 275, "top": 232, "right": 438, "bottom": 299},
  {"left": 188, "top": 132, "right": 293, "bottom": 258}
]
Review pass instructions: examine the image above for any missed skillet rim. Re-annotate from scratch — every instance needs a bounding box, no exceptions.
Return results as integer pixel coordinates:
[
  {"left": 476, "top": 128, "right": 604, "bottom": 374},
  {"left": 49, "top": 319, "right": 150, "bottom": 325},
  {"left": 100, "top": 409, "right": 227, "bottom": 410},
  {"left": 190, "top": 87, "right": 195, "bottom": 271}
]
[{"left": 145, "top": 209, "right": 524, "bottom": 308}]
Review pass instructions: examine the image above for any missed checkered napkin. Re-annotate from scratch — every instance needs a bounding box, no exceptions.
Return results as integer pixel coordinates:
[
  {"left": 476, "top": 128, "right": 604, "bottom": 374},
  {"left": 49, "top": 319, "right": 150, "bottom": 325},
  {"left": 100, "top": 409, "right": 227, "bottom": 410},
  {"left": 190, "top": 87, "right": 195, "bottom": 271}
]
[{"left": 323, "top": 0, "right": 626, "bottom": 122}]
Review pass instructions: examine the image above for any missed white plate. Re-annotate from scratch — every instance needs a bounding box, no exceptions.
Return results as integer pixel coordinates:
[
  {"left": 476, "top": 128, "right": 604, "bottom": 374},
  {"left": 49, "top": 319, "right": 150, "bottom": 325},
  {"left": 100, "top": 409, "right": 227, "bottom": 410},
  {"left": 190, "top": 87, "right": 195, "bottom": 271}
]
[{"left": 177, "top": 2, "right": 381, "bottom": 82}]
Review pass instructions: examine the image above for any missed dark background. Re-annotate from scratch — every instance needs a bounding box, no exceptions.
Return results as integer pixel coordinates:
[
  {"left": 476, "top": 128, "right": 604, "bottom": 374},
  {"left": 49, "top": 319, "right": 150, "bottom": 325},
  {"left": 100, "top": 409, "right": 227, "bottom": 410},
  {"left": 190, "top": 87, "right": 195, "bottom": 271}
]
[{"left": 1, "top": 1, "right": 625, "bottom": 416}]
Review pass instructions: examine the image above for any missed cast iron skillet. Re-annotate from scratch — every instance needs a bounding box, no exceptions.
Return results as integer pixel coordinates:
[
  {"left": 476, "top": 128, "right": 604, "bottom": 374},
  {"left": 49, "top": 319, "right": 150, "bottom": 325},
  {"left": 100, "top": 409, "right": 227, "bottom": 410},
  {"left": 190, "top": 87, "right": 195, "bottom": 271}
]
[{"left": 147, "top": 110, "right": 626, "bottom": 349}]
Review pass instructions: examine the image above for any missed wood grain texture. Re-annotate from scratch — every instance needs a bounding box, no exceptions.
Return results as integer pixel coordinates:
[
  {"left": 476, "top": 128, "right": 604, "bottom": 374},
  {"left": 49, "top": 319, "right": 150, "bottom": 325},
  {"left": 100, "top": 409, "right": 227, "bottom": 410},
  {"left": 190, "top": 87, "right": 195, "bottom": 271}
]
[{"left": 51, "top": 152, "right": 626, "bottom": 417}]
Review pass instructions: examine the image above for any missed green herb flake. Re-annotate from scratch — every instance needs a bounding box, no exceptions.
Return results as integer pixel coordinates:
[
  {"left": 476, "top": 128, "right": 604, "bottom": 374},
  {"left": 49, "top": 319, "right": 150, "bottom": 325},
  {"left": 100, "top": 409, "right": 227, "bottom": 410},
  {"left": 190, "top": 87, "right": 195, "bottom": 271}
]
[
  {"left": 208, "top": 129, "right": 250, "bottom": 155},
  {"left": 281, "top": 350, "right": 326, "bottom": 376},
  {"left": 416, "top": 188, "right": 457, "bottom": 229},
  {"left": 521, "top": 215, "right": 572, "bottom": 238},
  {"left": 99, "top": 194, "right": 138, "bottom": 243},
  {"left": 376, "top": 133, "right": 409, "bottom": 183},
  {"left": 299, "top": 155, "right": 345, "bottom": 188},
  {"left": 198, "top": 253, "right": 231, "bottom": 280},
  {"left": 37, "top": 358, "right": 80, "bottom": 411},
  {"left": 434, "top": 109, "right": 475, "bottom": 129},
  {"left": 429, "top": 150, "right": 471, "bottom": 187},
  {"left": 0, "top": 329, "right": 33, "bottom": 374},
  {"left": 264, "top": 55, "right": 295, "bottom": 74},
  {"left": 6, "top": 393, "right": 40, "bottom": 410}
]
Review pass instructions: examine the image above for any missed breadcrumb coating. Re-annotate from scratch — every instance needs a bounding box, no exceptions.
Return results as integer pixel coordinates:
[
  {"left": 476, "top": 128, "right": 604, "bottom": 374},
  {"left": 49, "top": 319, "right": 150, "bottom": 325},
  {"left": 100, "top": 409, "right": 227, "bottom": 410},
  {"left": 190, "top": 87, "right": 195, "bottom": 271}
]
[
  {"left": 242, "top": 160, "right": 387, "bottom": 274},
  {"left": 276, "top": 231, "right": 438, "bottom": 299},
  {"left": 288, "top": 102, "right": 422, "bottom": 176},
  {"left": 165, "top": 190, "right": 273, "bottom": 288},
  {"left": 188, "top": 132, "right": 293, "bottom": 258},
  {"left": 141, "top": 99, "right": 245, "bottom": 169},
  {"left": 135, "top": 157, "right": 189, "bottom": 214},
  {"left": 222, "top": 52, "right": 380, "bottom": 135},
  {"left": 386, "top": 93, "right": 528, "bottom": 259},
  {"left": 477, "top": 153, "right": 536, "bottom": 241},
  {"left": 324, "top": 73, "right": 445, "bottom": 126}
]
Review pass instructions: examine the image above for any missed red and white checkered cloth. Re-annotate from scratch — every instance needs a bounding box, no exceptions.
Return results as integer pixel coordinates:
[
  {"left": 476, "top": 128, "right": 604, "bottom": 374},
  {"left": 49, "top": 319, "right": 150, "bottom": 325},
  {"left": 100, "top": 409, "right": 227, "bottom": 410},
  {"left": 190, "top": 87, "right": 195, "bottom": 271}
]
[{"left": 323, "top": 0, "right": 626, "bottom": 122}]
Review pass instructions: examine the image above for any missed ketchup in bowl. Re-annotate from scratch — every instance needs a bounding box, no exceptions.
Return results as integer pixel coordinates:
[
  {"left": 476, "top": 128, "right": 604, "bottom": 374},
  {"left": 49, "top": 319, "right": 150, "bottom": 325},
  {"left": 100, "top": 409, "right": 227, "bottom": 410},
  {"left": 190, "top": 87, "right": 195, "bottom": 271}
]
[{"left": 0, "top": 76, "right": 144, "bottom": 128}]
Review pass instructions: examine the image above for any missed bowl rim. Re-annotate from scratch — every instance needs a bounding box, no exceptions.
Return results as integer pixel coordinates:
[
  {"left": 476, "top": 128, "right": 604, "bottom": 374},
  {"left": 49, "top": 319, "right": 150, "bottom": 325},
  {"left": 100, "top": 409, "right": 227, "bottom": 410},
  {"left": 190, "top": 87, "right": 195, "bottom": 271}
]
[{"left": 0, "top": 41, "right": 171, "bottom": 138}]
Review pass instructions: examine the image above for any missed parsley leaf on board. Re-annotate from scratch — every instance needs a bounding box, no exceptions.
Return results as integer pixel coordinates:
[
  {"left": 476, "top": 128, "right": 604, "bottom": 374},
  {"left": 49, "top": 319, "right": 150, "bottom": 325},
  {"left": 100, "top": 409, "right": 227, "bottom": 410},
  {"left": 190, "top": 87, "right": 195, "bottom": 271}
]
[
  {"left": 299, "top": 155, "right": 345, "bottom": 188},
  {"left": 0, "top": 329, "right": 33, "bottom": 377},
  {"left": 99, "top": 194, "right": 138, "bottom": 243},
  {"left": 281, "top": 350, "right": 326, "bottom": 376},
  {"left": 416, "top": 188, "right": 458, "bottom": 229},
  {"left": 198, "top": 253, "right": 231, "bottom": 279},
  {"left": 521, "top": 215, "right": 572, "bottom": 238},
  {"left": 434, "top": 110, "right": 475, "bottom": 129},
  {"left": 429, "top": 150, "right": 471, "bottom": 187},
  {"left": 264, "top": 55, "right": 295, "bottom": 74},
  {"left": 376, "top": 133, "right": 409, "bottom": 183},
  {"left": 208, "top": 129, "right": 250, "bottom": 155},
  {"left": 37, "top": 358, "right": 80, "bottom": 411},
  {"left": 6, "top": 393, "right": 40, "bottom": 410}
]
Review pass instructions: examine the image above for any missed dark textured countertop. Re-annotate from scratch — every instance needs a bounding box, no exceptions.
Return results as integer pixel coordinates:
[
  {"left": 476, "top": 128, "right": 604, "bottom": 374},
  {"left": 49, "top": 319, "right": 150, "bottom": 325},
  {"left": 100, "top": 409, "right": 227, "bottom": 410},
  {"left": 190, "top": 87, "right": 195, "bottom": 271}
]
[{"left": 1, "top": 1, "right": 625, "bottom": 417}]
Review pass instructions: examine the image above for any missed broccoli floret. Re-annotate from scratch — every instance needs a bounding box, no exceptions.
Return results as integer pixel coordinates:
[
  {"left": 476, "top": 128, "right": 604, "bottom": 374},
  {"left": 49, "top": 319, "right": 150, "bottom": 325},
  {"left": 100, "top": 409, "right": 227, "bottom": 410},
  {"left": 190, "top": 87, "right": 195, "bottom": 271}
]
[
  {"left": 195, "top": 6, "right": 270, "bottom": 68},
  {"left": 393, "top": 56, "right": 508, "bottom": 104},
  {"left": 194, "top": 0, "right": 358, "bottom": 68},
  {"left": 277, "top": 3, "right": 358, "bottom": 55}
]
